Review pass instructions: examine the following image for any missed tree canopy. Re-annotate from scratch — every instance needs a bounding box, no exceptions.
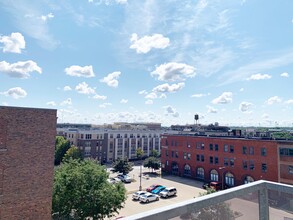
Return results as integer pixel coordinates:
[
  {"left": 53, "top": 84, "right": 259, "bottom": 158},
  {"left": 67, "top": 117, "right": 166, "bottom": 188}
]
[
  {"left": 52, "top": 159, "right": 127, "bottom": 219},
  {"left": 143, "top": 156, "right": 161, "bottom": 172},
  {"left": 111, "top": 158, "right": 134, "bottom": 175},
  {"left": 55, "top": 136, "right": 71, "bottom": 165},
  {"left": 136, "top": 148, "right": 144, "bottom": 159},
  {"left": 63, "top": 146, "right": 83, "bottom": 162}
]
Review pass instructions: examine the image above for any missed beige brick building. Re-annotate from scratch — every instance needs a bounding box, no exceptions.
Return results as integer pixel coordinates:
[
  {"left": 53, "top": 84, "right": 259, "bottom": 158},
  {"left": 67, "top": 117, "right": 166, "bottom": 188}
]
[{"left": 0, "top": 106, "right": 56, "bottom": 219}]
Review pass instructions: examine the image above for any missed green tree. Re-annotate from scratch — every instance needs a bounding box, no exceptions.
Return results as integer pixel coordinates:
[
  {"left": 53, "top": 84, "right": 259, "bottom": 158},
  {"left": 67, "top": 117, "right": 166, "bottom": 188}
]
[
  {"left": 111, "top": 158, "right": 134, "bottom": 175},
  {"left": 143, "top": 156, "right": 161, "bottom": 172},
  {"left": 55, "top": 136, "right": 71, "bottom": 165},
  {"left": 52, "top": 159, "right": 127, "bottom": 219},
  {"left": 136, "top": 148, "right": 144, "bottom": 159},
  {"left": 63, "top": 146, "right": 83, "bottom": 161},
  {"left": 150, "top": 149, "right": 160, "bottom": 158}
]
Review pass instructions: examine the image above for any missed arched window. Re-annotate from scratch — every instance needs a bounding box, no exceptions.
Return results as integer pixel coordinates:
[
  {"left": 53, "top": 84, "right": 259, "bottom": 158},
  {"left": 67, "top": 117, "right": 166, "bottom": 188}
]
[
  {"left": 184, "top": 164, "right": 191, "bottom": 176},
  {"left": 210, "top": 169, "right": 219, "bottom": 182},
  {"left": 244, "top": 176, "right": 254, "bottom": 184},
  {"left": 196, "top": 167, "right": 204, "bottom": 179},
  {"left": 225, "top": 172, "right": 234, "bottom": 186},
  {"left": 172, "top": 162, "right": 179, "bottom": 174}
]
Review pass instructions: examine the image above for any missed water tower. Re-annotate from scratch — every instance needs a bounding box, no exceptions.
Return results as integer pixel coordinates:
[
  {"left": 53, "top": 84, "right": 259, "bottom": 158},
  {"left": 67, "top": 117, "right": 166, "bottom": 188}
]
[{"left": 194, "top": 114, "right": 199, "bottom": 125}]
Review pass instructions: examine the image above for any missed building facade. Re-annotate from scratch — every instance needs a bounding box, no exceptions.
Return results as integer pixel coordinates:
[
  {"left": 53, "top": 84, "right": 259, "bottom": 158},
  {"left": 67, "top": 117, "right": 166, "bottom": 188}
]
[
  {"left": 161, "top": 134, "right": 293, "bottom": 187},
  {"left": 0, "top": 106, "right": 56, "bottom": 219},
  {"left": 60, "top": 128, "right": 162, "bottom": 163}
]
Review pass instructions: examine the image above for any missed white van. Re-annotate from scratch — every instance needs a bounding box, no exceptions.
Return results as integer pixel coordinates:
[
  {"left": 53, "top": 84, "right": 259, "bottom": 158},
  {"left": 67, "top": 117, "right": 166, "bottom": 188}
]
[{"left": 159, "top": 187, "right": 177, "bottom": 198}]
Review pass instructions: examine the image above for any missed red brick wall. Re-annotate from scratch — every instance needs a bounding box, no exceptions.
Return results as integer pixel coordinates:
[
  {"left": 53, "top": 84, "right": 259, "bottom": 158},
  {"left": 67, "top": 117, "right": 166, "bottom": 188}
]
[
  {"left": 0, "top": 106, "right": 56, "bottom": 220},
  {"left": 161, "top": 135, "right": 279, "bottom": 186}
]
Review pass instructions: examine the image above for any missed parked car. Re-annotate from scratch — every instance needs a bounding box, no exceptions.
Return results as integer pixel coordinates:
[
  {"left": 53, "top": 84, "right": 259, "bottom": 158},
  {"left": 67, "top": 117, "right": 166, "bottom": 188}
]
[
  {"left": 146, "top": 184, "right": 161, "bottom": 192},
  {"left": 132, "top": 191, "right": 147, "bottom": 200},
  {"left": 151, "top": 186, "right": 166, "bottom": 194},
  {"left": 107, "top": 177, "right": 121, "bottom": 184},
  {"left": 117, "top": 174, "right": 132, "bottom": 183},
  {"left": 139, "top": 192, "right": 159, "bottom": 203},
  {"left": 159, "top": 187, "right": 177, "bottom": 198}
]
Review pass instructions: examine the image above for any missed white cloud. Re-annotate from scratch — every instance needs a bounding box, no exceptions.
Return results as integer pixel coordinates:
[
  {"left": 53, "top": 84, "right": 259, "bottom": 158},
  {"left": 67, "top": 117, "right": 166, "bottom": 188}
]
[
  {"left": 280, "top": 72, "right": 289, "bottom": 77},
  {"left": 138, "top": 90, "right": 148, "bottom": 95},
  {"left": 159, "top": 94, "right": 167, "bottom": 99},
  {"left": 0, "top": 60, "right": 42, "bottom": 78},
  {"left": 75, "top": 82, "right": 96, "bottom": 94},
  {"left": 120, "top": 99, "right": 128, "bottom": 104},
  {"left": 212, "top": 92, "right": 233, "bottom": 104},
  {"left": 93, "top": 94, "right": 107, "bottom": 100},
  {"left": 2, "top": 102, "right": 8, "bottom": 106},
  {"left": 266, "top": 96, "right": 282, "bottom": 105},
  {"left": 100, "top": 71, "right": 121, "bottom": 87},
  {"left": 65, "top": 65, "right": 95, "bottom": 78},
  {"left": 151, "top": 62, "right": 196, "bottom": 81},
  {"left": 191, "top": 93, "right": 209, "bottom": 98},
  {"left": 46, "top": 101, "right": 56, "bottom": 106},
  {"left": 207, "top": 105, "right": 218, "bottom": 113},
  {"left": 0, "top": 32, "right": 25, "bottom": 53},
  {"left": 285, "top": 99, "right": 293, "bottom": 104},
  {"left": 164, "top": 105, "right": 179, "bottom": 117},
  {"left": 99, "top": 102, "right": 112, "bottom": 108},
  {"left": 145, "top": 99, "right": 153, "bottom": 105},
  {"left": 130, "top": 33, "right": 170, "bottom": 54},
  {"left": 116, "top": 0, "right": 127, "bottom": 4},
  {"left": 152, "top": 82, "right": 185, "bottom": 93},
  {"left": 145, "top": 92, "right": 157, "bottom": 99},
  {"left": 239, "top": 88, "right": 244, "bottom": 92},
  {"left": 40, "top": 13, "right": 54, "bottom": 22},
  {"left": 247, "top": 73, "right": 271, "bottom": 80},
  {"left": 1, "top": 87, "right": 27, "bottom": 99},
  {"left": 239, "top": 101, "right": 253, "bottom": 112},
  {"left": 63, "top": 86, "right": 72, "bottom": 91},
  {"left": 60, "top": 98, "right": 72, "bottom": 106},
  {"left": 262, "top": 113, "right": 269, "bottom": 119}
]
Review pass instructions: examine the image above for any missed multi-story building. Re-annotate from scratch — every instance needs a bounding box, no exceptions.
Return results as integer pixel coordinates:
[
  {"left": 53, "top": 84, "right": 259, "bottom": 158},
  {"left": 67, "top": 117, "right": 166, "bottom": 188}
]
[
  {"left": 60, "top": 128, "right": 162, "bottom": 163},
  {"left": 161, "top": 134, "right": 293, "bottom": 187},
  {"left": 0, "top": 106, "right": 56, "bottom": 219}
]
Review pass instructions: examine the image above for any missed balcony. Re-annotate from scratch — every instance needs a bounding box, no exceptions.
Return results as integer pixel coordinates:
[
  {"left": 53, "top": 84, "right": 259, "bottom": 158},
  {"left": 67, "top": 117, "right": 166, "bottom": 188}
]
[{"left": 125, "top": 180, "right": 293, "bottom": 220}]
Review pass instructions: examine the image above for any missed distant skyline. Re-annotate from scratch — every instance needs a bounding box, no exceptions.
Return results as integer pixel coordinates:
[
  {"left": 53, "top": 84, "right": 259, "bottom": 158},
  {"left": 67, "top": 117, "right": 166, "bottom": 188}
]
[{"left": 1, "top": 0, "right": 293, "bottom": 127}]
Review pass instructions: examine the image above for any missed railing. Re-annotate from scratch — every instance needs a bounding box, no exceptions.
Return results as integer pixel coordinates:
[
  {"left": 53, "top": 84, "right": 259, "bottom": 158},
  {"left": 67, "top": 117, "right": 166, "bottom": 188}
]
[{"left": 125, "top": 180, "right": 293, "bottom": 220}]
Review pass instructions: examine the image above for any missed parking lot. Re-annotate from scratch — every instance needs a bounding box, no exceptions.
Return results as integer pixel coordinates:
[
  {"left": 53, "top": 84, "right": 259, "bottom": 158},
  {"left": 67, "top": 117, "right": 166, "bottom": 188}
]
[{"left": 108, "top": 165, "right": 206, "bottom": 219}]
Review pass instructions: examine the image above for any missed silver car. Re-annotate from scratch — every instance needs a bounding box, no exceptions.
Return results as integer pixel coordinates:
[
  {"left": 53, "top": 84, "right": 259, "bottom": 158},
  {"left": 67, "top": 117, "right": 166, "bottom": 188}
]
[
  {"left": 132, "top": 191, "right": 147, "bottom": 200},
  {"left": 139, "top": 192, "right": 159, "bottom": 203}
]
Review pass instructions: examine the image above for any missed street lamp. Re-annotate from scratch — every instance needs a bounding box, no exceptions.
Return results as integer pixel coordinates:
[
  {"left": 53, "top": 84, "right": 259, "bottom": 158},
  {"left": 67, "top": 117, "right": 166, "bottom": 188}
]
[
  {"left": 219, "top": 166, "right": 226, "bottom": 190},
  {"left": 139, "top": 162, "right": 142, "bottom": 191}
]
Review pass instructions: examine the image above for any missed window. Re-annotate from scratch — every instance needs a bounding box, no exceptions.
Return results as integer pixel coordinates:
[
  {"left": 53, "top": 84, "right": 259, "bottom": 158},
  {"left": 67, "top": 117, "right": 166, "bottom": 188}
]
[
  {"left": 187, "top": 142, "right": 191, "bottom": 148},
  {"left": 280, "top": 148, "right": 293, "bottom": 156},
  {"left": 117, "top": 134, "right": 121, "bottom": 138},
  {"left": 196, "top": 154, "right": 200, "bottom": 161},
  {"left": 124, "top": 134, "right": 127, "bottom": 138},
  {"left": 249, "top": 160, "right": 254, "bottom": 170},
  {"left": 215, "top": 144, "right": 219, "bottom": 151},
  {"left": 225, "top": 172, "right": 235, "bottom": 186},
  {"left": 230, "top": 158, "right": 234, "bottom": 167},
  {"left": 184, "top": 164, "right": 191, "bottom": 176},
  {"left": 197, "top": 167, "right": 204, "bottom": 179},
  {"left": 209, "top": 156, "right": 213, "bottom": 164},
  {"left": 171, "top": 140, "right": 174, "bottom": 146},
  {"left": 165, "top": 150, "right": 168, "bottom": 157},
  {"left": 249, "top": 146, "right": 254, "bottom": 155},
  {"left": 165, "top": 139, "right": 168, "bottom": 146},
  {"left": 210, "top": 169, "right": 218, "bottom": 182},
  {"left": 175, "top": 151, "right": 178, "bottom": 158},
  {"left": 261, "top": 148, "right": 267, "bottom": 156},
  {"left": 110, "top": 134, "right": 113, "bottom": 138},
  {"left": 230, "top": 145, "right": 234, "bottom": 153},
  {"left": 187, "top": 153, "right": 191, "bottom": 160},
  {"left": 244, "top": 176, "right": 254, "bottom": 184},
  {"left": 201, "top": 155, "right": 204, "bottom": 162},
  {"left": 184, "top": 152, "right": 187, "bottom": 159},
  {"left": 242, "top": 146, "right": 247, "bottom": 154},
  {"left": 224, "top": 144, "right": 228, "bottom": 152},
  {"left": 196, "top": 142, "right": 204, "bottom": 149},
  {"left": 289, "top": 166, "right": 293, "bottom": 174},
  {"left": 171, "top": 151, "right": 174, "bottom": 158},
  {"left": 262, "top": 163, "right": 267, "bottom": 172},
  {"left": 224, "top": 158, "right": 229, "bottom": 166},
  {"left": 215, "top": 157, "right": 219, "bottom": 164},
  {"left": 166, "top": 160, "right": 169, "bottom": 166},
  {"left": 243, "top": 160, "right": 248, "bottom": 169},
  {"left": 209, "top": 144, "right": 213, "bottom": 151}
]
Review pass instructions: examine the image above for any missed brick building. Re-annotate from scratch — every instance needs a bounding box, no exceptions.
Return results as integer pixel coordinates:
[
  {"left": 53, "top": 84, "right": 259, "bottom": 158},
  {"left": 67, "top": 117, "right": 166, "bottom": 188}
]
[
  {"left": 161, "top": 134, "right": 293, "bottom": 188},
  {"left": 0, "top": 106, "right": 56, "bottom": 219}
]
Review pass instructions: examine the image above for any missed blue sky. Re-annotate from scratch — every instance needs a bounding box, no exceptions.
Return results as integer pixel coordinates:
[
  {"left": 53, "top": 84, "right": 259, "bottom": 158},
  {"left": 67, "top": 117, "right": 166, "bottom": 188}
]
[{"left": 1, "top": 0, "right": 293, "bottom": 127}]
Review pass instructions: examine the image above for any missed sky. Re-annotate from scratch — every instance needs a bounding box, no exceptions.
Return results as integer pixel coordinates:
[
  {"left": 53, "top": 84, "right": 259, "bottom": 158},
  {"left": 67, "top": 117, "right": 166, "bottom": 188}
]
[{"left": 0, "top": 0, "right": 293, "bottom": 127}]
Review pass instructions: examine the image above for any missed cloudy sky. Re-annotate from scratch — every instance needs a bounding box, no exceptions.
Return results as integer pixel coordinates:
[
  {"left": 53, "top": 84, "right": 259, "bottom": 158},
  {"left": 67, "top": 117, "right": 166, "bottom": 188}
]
[{"left": 1, "top": 0, "right": 293, "bottom": 127}]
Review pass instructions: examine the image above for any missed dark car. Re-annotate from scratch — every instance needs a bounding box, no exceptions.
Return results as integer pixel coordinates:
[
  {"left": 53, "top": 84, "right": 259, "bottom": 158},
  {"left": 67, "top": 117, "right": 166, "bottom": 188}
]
[{"left": 151, "top": 186, "right": 166, "bottom": 194}]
